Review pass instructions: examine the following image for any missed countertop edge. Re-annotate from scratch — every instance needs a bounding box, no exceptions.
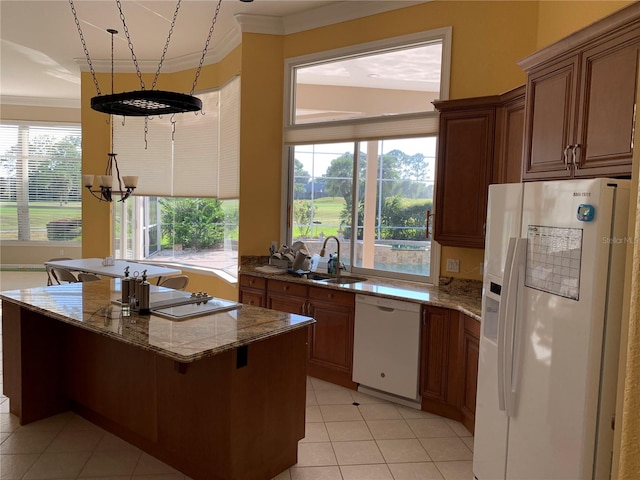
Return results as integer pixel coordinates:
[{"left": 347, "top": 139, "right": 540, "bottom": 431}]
[
  {"left": 240, "top": 267, "right": 483, "bottom": 322},
  {"left": 0, "top": 293, "right": 315, "bottom": 364}
]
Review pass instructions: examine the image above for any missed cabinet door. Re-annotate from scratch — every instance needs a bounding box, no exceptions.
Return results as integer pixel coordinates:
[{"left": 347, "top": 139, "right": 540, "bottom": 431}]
[
  {"left": 574, "top": 35, "right": 639, "bottom": 177},
  {"left": 420, "top": 306, "right": 462, "bottom": 419},
  {"left": 266, "top": 280, "right": 308, "bottom": 314},
  {"left": 239, "top": 275, "right": 266, "bottom": 307},
  {"left": 494, "top": 87, "right": 525, "bottom": 184},
  {"left": 461, "top": 315, "right": 480, "bottom": 435},
  {"left": 522, "top": 57, "right": 578, "bottom": 180},
  {"left": 307, "top": 287, "right": 355, "bottom": 387},
  {"left": 434, "top": 108, "right": 494, "bottom": 248}
]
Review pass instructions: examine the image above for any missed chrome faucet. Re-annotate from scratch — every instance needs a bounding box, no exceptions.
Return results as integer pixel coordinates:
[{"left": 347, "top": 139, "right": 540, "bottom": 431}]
[{"left": 320, "top": 235, "right": 341, "bottom": 277}]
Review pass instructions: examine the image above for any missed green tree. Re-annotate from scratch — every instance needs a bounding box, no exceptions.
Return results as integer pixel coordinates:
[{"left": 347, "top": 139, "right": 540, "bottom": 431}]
[
  {"left": 293, "top": 199, "right": 316, "bottom": 238},
  {"left": 294, "top": 158, "right": 310, "bottom": 196},
  {"left": 160, "top": 198, "right": 225, "bottom": 249}
]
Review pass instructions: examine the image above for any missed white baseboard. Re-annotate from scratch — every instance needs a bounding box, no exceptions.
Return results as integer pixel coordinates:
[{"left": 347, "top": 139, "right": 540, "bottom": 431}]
[
  {"left": 356, "top": 385, "right": 421, "bottom": 410},
  {"left": 1, "top": 264, "right": 45, "bottom": 271}
]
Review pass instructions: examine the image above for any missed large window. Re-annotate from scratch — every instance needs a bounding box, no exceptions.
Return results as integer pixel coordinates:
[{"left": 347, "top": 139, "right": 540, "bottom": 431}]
[
  {"left": 113, "top": 77, "right": 240, "bottom": 279},
  {"left": 284, "top": 29, "right": 450, "bottom": 283},
  {"left": 0, "top": 122, "right": 82, "bottom": 243}
]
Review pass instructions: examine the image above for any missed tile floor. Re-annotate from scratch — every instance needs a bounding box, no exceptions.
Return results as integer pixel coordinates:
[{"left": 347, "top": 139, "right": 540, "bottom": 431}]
[{"left": 0, "top": 271, "right": 475, "bottom": 480}]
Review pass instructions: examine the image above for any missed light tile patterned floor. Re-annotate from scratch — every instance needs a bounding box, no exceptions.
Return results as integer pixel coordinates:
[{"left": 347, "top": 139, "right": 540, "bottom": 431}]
[{"left": 0, "top": 271, "right": 474, "bottom": 479}]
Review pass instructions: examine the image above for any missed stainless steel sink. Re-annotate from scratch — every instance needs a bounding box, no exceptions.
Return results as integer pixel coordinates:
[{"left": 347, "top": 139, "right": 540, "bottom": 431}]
[{"left": 317, "top": 276, "right": 367, "bottom": 285}]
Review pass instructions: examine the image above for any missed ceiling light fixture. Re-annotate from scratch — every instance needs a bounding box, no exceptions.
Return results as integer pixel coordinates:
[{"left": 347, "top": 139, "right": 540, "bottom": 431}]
[
  {"left": 82, "top": 29, "right": 137, "bottom": 202},
  {"left": 68, "top": 0, "right": 223, "bottom": 116}
]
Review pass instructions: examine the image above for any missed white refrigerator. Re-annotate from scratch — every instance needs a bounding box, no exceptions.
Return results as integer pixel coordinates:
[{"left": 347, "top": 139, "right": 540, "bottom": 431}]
[{"left": 473, "top": 178, "right": 630, "bottom": 480}]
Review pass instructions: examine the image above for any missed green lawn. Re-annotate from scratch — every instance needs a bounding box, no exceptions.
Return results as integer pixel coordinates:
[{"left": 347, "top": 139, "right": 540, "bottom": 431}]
[{"left": 0, "top": 201, "right": 81, "bottom": 241}]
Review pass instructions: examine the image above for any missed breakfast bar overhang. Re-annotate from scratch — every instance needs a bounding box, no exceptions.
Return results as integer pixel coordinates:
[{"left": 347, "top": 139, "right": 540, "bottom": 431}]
[{"left": 1, "top": 279, "right": 314, "bottom": 480}]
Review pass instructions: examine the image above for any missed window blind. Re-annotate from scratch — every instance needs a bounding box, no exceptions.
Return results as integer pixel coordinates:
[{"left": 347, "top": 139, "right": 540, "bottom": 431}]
[
  {"left": 0, "top": 122, "right": 82, "bottom": 242},
  {"left": 114, "top": 76, "right": 240, "bottom": 199}
]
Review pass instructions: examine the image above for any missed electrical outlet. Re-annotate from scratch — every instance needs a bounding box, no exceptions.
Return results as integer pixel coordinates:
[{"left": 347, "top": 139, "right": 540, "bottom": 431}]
[
  {"left": 446, "top": 258, "right": 460, "bottom": 273},
  {"left": 59, "top": 249, "right": 64, "bottom": 256}
]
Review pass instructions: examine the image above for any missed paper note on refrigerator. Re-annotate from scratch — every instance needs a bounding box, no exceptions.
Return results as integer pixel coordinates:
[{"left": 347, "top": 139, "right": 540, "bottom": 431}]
[{"left": 525, "top": 225, "right": 583, "bottom": 300}]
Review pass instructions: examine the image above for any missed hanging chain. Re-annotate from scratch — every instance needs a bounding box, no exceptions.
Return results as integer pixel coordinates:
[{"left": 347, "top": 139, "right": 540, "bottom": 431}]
[
  {"left": 69, "top": 0, "right": 222, "bottom": 98},
  {"left": 151, "top": 0, "right": 182, "bottom": 90},
  {"left": 191, "top": 0, "right": 223, "bottom": 95},
  {"left": 115, "top": 0, "right": 145, "bottom": 90},
  {"left": 68, "top": 0, "right": 101, "bottom": 95}
]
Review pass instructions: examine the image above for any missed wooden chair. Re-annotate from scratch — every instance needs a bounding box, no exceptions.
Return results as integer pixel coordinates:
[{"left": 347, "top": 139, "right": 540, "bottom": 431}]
[
  {"left": 158, "top": 275, "right": 189, "bottom": 290},
  {"left": 46, "top": 257, "right": 72, "bottom": 285},
  {"left": 78, "top": 273, "right": 101, "bottom": 282},
  {"left": 51, "top": 267, "right": 78, "bottom": 284}
]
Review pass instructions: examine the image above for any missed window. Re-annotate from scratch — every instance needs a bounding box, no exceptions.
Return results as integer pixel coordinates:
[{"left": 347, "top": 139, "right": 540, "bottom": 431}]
[
  {"left": 0, "top": 122, "right": 82, "bottom": 243},
  {"left": 284, "top": 29, "right": 450, "bottom": 283},
  {"left": 113, "top": 77, "right": 240, "bottom": 278}
]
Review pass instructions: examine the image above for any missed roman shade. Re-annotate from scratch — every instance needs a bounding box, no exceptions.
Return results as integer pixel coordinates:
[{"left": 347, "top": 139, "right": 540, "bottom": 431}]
[{"left": 114, "top": 76, "right": 240, "bottom": 199}]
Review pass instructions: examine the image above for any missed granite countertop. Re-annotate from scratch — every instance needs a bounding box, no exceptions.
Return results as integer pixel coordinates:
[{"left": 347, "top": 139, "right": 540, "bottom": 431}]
[
  {"left": 0, "top": 279, "right": 314, "bottom": 364},
  {"left": 239, "top": 262, "right": 483, "bottom": 321}
]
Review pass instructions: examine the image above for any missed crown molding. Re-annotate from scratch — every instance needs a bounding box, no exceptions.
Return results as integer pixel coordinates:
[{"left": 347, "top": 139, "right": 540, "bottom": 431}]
[
  {"left": 0, "top": 95, "right": 80, "bottom": 109},
  {"left": 282, "top": 1, "right": 428, "bottom": 35},
  {"left": 234, "top": 2, "right": 428, "bottom": 35},
  {"left": 234, "top": 14, "right": 284, "bottom": 35},
  {"left": 75, "top": 25, "right": 242, "bottom": 74}
]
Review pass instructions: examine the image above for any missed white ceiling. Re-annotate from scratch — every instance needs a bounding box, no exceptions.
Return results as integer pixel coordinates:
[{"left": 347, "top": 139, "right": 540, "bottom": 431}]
[{"left": 0, "top": 0, "right": 426, "bottom": 108}]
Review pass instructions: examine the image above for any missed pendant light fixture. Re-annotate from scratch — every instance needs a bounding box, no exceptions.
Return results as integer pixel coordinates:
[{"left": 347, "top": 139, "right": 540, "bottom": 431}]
[
  {"left": 68, "top": 0, "right": 223, "bottom": 116},
  {"left": 82, "top": 29, "right": 137, "bottom": 202}
]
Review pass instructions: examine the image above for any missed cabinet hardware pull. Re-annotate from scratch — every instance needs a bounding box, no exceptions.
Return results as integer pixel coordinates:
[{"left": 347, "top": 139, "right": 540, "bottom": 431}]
[
  {"left": 571, "top": 144, "right": 580, "bottom": 169},
  {"left": 563, "top": 145, "right": 571, "bottom": 170}
]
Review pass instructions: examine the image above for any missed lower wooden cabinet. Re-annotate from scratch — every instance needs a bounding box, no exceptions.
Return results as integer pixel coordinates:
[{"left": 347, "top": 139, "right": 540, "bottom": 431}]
[
  {"left": 306, "top": 287, "right": 355, "bottom": 388},
  {"left": 238, "top": 274, "right": 267, "bottom": 307},
  {"left": 461, "top": 313, "right": 480, "bottom": 434},
  {"left": 420, "top": 306, "right": 480, "bottom": 433},
  {"left": 260, "top": 276, "right": 357, "bottom": 389},
  {"left": 240, "top": 275, "right": 480, "bottom": 419}
]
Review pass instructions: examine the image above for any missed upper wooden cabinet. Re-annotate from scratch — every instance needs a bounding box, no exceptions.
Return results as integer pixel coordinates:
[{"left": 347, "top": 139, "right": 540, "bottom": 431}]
[
  {"left": 433, "top": 86, "right": 525, "bottom": 248},
  {"left": 519, "top": 5, "right": 640, "bottom": 181}
]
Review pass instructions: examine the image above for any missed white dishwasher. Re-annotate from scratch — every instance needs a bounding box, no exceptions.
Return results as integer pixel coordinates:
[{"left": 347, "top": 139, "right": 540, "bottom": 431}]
[{"left": 352, "top": 294, "right": 422, "bottom": 405}]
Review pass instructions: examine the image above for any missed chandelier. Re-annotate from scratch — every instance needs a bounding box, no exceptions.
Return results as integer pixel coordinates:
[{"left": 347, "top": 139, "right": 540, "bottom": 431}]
[
  {"left": 69, "top": 0, "right": 223, "bottom": 116},
  {"left": 69, "top": 0, "right": 224, "bottom": 202},
  {"left": 81, "top": 29, "right": 138, "bottom": 202}
]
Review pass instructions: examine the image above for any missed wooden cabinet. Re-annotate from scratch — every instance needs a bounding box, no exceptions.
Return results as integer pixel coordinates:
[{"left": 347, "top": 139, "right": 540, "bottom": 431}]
[
  {"left": 238, "top": 274, "right": 267, "bottom": 307},
  {"left": 306, "top": 287, "right": 355, "bottom": 388},
  {"left": 433, "top": 86, "right": 525, "bottom": 248},
  {"left": 267, "top": 279, "right": 308, "bottom": 314},
  {"left": 265, "top": 278, "right": 356, "bottom": 389},
  {"left": 494, "top": 86, "right": 526, "bottom": 184},
  {"left": 519, "top": 10, "right": 640, "bottom": 181},
  {"left": 461, "top": 313, "right": 480, "bottom": 434},
  {"left": 420, "top": 305, "right": 462, "bottom": 420},
  {"left": 420, "top": 306, "right": 480, "bottom": 433}
]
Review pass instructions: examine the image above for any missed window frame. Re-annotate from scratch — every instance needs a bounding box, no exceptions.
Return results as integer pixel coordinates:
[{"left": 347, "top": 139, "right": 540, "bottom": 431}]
[
  {"left": 0, "top": 120, "right": 82, "bottom": 246},
  {"left": 281, "top": 28, "right": 451, "bottom": 284}
]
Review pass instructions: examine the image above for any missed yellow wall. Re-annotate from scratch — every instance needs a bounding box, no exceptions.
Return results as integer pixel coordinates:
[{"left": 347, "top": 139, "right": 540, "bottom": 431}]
[{"left": 536, "top": 0, "right": 633, "bottom": 49}]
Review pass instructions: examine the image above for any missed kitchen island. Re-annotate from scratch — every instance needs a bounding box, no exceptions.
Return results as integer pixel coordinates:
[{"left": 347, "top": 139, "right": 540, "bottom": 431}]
[{"left": 1, "top": 279, "right": 314, "bottom": 480}]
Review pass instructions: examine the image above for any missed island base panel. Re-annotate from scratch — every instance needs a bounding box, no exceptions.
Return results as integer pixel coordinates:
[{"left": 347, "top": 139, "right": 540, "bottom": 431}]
[{"left": 2, "top": 302, "right": 308, "bottom": 480}]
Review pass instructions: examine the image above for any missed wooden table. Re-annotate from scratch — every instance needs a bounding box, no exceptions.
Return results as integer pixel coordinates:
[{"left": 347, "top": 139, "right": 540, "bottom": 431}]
[{"left": 44, "top": 258, "right": 181, "bottom": 282}]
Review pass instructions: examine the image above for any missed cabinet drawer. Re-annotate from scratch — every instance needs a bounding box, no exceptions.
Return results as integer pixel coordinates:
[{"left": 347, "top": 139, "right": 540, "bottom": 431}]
[
  {"left": 240, "top": 275, "right": 266, "bottom": 290},
  {"left": 308, "top": 286, "right": 354, "bottom": 306},
  {"left": 268, "top": 279, "right": 308, "bottom": 298}
]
